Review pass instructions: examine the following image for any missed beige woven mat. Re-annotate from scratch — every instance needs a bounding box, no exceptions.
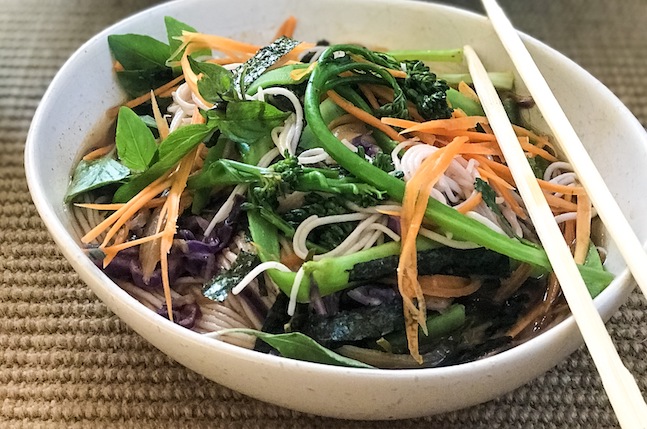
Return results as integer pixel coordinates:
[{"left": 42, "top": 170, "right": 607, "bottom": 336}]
[{"left": 1, "top": 0, "right": 646, "bottom": 427}]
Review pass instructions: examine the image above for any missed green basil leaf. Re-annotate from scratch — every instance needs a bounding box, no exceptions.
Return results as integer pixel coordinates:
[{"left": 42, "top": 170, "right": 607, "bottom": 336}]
[
  {"left": 187, "top": 57, "right": 236, "bottom": 103},
  {"left": 113, "top": 123, "right": 214, "bottom": 202},
  {"left": 64, "top": 157, "right": 130, "bottom": 203},
  {"left": 220, "top": 328, "right": 374, "bottom": 368},
  {"left": 114, "top": 68, "right": 175, "bottom": 98},
  {"left": 108, "top": 34, "right": 170, "bottom": 71},
  {"left": 165, "top": 16, "right": 210, "bottom": 64},
  {"left": 209, "top": 100, "right": 289, "bottom": 144},
  {"left": 109, "top": 34, "right": 174, "bottom": 97},
  {"left": 208, "top": 100, "right": 289, "bottom": 164},
  {"left": 115, "top": 106, "right": 158, "bottom": 173}
]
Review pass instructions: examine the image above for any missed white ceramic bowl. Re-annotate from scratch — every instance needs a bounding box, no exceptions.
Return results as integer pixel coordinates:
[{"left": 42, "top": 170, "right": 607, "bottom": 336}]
[{"left": 25, "top": 0, "right": 647, "bottom": 420}]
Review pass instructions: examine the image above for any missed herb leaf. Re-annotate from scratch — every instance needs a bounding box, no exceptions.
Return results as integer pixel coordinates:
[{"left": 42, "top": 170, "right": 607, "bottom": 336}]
[
  {"left": 220, "top": 328, "right": 374, "bottom": 368},
  {"left": 108, "top": 34, "right": 173, "bottom": 97},
  {"left": 209, "top": 100, "right": 290, "bottom": 144},
  {"left": 188, "top": 57, "right": 236, "bottom": 103},
  {"left": 207, "top": 100, "right": 289, "bottom": 164},
  {"left": 108, "top": 34, "right": 170, "bottom": 70},
  {"left": 64, "top": 157, "right": 130, "bottom": 203},
  {"left": 115, "top": 106, "right": 158, "bottom": 173},
  {"left": 113, "top": 123, "right": 214, "bottom": 202}
]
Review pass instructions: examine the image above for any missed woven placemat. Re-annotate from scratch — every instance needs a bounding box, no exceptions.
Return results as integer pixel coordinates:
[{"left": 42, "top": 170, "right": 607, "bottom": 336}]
[{"left": 1, "top": 0, "right": 646, "bottom": 427}]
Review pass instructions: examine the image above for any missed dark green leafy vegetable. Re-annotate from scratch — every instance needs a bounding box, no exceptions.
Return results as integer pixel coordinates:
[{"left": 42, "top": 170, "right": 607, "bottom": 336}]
[
  {"left": 206, "top": 100, "right": 289, "bottom": 164},
  {"left": 401, "top": 60, "right": 453, "bottom": 120},
  {"left": 231, "top": 36, "right": 300, "bottom": 96},
  {"left": 527, "top": 156, "right": 551, "bottom": 179},
  {"left": 64, "top": 157, "right": 130, "bottom": 203},
  {"left": 113, "top": 123, "right": 215, "bottom": 202},
  {"left": 188, "top": 57, "right": 237, "bottom": 103},
  {"left": 107, "top": 34, "right": 174, "bottom": 97},
  {"left": 202, "top": 251, "right": 260, "bottom": 302},
  {"left": 115, "top": 106, "right": 157, "bottom": 173},
  {"left": 189, "top": 156, "right": 386, "bottom": 208},
  {"left": 164, "top": 16, "right": 210, "bottom": 64},
  {"left": 220, "top": 328, "right": 374, "bottom": 368},
  {"left": 108, "top": 34, "right": 171, "bottom": 70},
  {"left": 283, "top": 194, "right": 355, "bottom": 251},
  {"left": 371, "top": 151, "right": 397, "bottom": 174}
]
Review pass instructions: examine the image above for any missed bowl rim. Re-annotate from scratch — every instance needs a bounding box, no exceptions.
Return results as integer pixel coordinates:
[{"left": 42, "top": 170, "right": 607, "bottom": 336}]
[{"left": 24, "top": 0, "right": 642, "bottom": 382}]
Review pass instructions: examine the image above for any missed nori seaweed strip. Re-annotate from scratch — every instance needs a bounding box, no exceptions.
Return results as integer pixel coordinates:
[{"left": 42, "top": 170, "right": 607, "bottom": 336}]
[
  {"left": 301, "top": 300, "right": 404, "bottom": 348},
  {"left": 348, "top": 247, "right": 510, "bottom": 282}
]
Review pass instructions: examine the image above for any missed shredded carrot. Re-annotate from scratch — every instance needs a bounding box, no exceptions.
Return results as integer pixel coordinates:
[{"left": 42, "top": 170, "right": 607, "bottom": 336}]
[
  {"left": 75, "top": 197, "right": 169, "bottom": 211},
  {"left": 176, "top": 31, "right": 260, "bottom": 58},
  {"left": 544, "top": 193, "right": 578, "bottom": 212},
  {"left": 517, "top": 136, "right": 558, "bottom": 162},
  {"left": 326, "top": 90, "right": 405, "bottom": 142},
  {"left": 537, "top": 179, "right": 585, "bottom": 196},
  {"left": 458, "top": 81, "right": 479, "bottom": 103},
  {"left": 573, "top": 193, "right": 592, "bottom": 264},
  {"left": 101, "top": 232, "right": 167, "bottom": 267},
  {"left": 456, "top": 190, "right": 483, "bottom": 214},
  {"left": 491, "top": 178, "right": 527, "bottom": 219},
  {"left": 358, "top": 84, "right": 381, "bottom": 110},
  {"left": 451, "top": 108, "right": 467, "bottom": 118},
  {"left": 82, "top": 144, "right": 115, "bottom": 161},
  {"left": 274, "top": 16, "right": 297, "bottom": 39},
  {"left": 81, "top": 174, "right": 173, "bottom": 244},
  {"left": 108, "top": 75, "right": 185, "bottom": 117},
  {"left": 411, "top": 131, "right": 436, "bottom": 146},
  {"left": 419, "top": 275, "right": 482, "bottom": 298},
  {"left": 458, "top": 142, "right": 502, "bottom": 157},
  {"left": 512, "top": 124, "right": 555, "bottom": 152},
  {"left": 477, "top": 166, "right": 515, "bottom": 190},
  {"left": 280, "top": 251, "right": 304, "bottom": 272},
  {"left": 398, "top": 136, "right": 467, "bottom": 363},
  {"left": 156, "top": 110, "right": 205, "bottom": 321},
  {"left": 430, "top": 129, "right": 498, "bottom": 142},
  {"left": 367, "top": 85, "right": 426, "bottom": 122},
  {"left": 381, "top": 116, "right": 488, "bottom": 134},
  {"left": 470, "top": 154, "right": 585, "bottom": 196},
  {"left": 150, "top": 91, "right": 170, "bottom": 140}
]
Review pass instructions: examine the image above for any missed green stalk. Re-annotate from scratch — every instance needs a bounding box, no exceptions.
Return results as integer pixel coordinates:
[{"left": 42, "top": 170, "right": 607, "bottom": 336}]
[
  {"left": 386, "top": 49, "right": 464, "bottom": 63},
  {"left": 439, "top": 72, "right": 515, "bottom": 91}
]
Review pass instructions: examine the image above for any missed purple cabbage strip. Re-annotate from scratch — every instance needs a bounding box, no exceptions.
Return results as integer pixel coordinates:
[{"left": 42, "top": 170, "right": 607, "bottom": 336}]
[
  {"left": 94, "top": 196, "right": 246, "bottom": 327},
  {"left": 350, "top": 133, "right": 379, "bottom": 157},
  {"left": 157, "top": 302, "right": 202, "bottom": 329}
]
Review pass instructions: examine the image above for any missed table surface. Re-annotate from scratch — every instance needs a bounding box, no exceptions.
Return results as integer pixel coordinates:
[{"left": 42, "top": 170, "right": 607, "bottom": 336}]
[{"left": 2, "top": 0, "right": 646, "bottom": 427}]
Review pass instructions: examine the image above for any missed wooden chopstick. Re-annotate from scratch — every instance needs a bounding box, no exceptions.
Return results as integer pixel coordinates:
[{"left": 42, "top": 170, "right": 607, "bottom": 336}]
[
  {"left": 464, "top": 40, "right": 647, "bottom": 429},
  {"left": 480, "top": 0, "right": 647, "bottom": 301}
]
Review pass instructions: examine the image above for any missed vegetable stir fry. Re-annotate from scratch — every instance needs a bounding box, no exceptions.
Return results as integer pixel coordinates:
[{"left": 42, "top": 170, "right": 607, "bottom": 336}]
[{"left": 65, "top": 16, "right": 612, "bottom": 368}]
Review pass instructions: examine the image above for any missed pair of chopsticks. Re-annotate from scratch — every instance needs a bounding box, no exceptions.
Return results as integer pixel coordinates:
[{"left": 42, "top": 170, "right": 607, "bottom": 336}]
[{"left": 467, "top": 0, "right": 647, "bottom": 427}]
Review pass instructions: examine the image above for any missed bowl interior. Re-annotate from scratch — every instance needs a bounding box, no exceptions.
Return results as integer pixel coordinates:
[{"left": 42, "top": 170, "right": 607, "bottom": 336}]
[{"left": 25, "top": 0, "right": 646, "bottom": 420}]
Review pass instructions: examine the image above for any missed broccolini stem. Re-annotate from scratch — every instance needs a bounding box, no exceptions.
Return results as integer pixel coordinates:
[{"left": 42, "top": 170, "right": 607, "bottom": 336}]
[{"left": 386, "top": 48, "right": 464, "bottom": 62}]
